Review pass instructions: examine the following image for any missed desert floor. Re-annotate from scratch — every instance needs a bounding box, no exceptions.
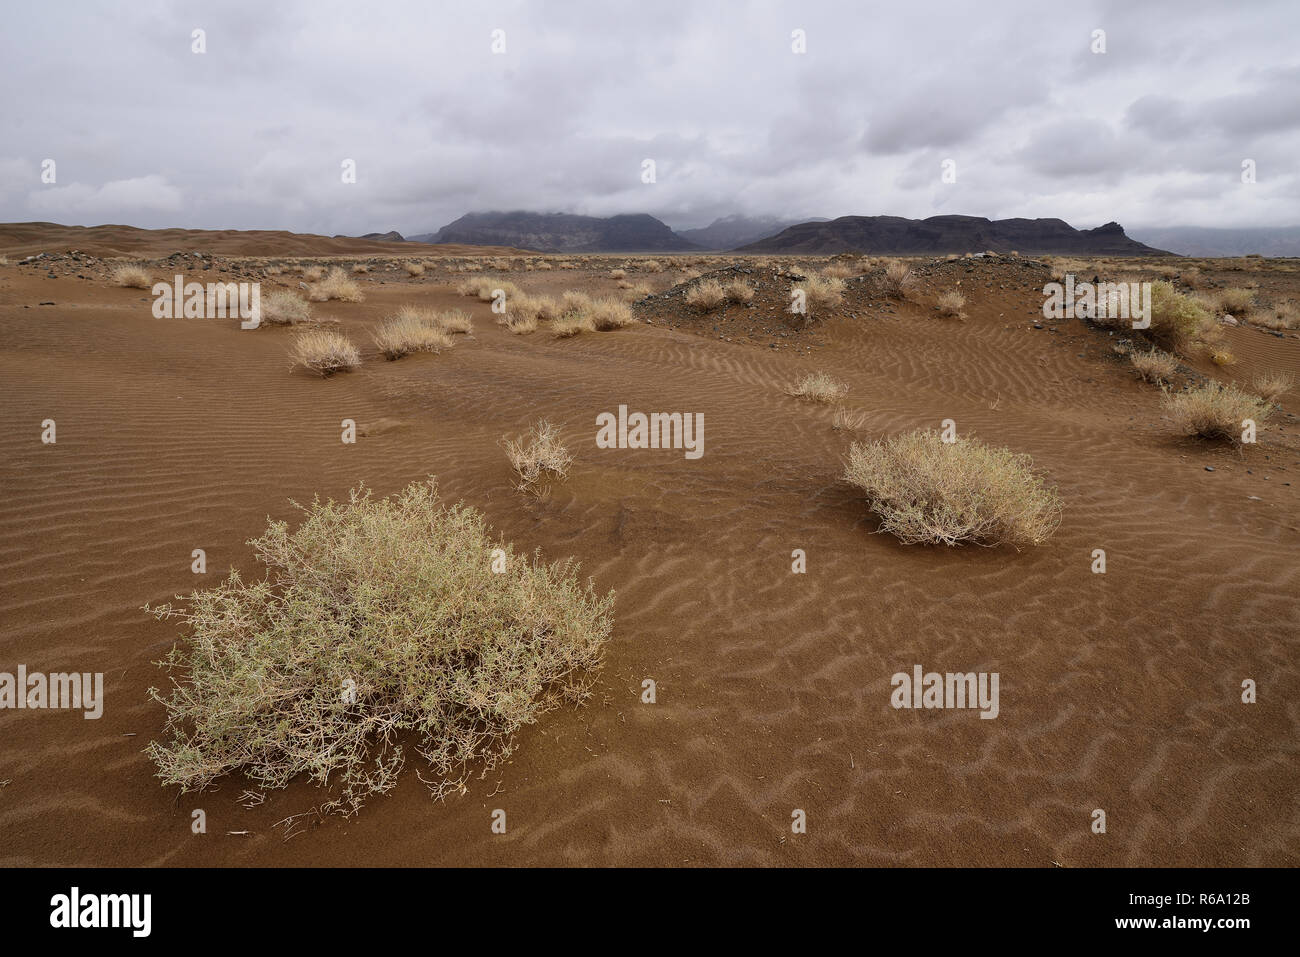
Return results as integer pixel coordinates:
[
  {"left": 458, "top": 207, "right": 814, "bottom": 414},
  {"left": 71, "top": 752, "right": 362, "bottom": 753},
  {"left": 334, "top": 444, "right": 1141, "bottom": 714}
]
[{"left": 1, "top": 226, "right": 1297, "bottom": 866}]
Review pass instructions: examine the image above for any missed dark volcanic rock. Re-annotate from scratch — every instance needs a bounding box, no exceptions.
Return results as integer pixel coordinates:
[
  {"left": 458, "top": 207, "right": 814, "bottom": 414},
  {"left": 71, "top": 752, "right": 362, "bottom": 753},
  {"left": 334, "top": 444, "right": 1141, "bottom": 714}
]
[
  {"left": 428, "top": 211, "right": 701, "bottom": 253},
  {"left": 738, "top": 215, "right": 1172, "bottom": 257}
]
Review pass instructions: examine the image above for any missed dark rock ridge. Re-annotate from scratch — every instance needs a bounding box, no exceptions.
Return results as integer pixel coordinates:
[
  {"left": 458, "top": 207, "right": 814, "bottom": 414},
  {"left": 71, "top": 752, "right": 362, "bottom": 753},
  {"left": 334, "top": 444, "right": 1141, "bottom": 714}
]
[
  {"left": 737, "top": 215, "right": 1173, "bottom": 256},
  {"left": 428, "top": 211, "right": 700, "bottom": 252}
]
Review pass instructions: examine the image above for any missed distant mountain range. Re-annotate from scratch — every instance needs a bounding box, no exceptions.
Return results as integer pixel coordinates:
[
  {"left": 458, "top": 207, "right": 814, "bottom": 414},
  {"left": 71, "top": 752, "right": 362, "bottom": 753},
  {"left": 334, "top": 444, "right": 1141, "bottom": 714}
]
[
  {"left": 411, "top": 211, "right": 699, "bottom": 252},
  {"left": 676, "top": 215, "right": 828, "bottom": 250},
  {"left": 384, "top": 211, "right": 1291, "bottom": 257},
  {"left": 737, "top": 215, "right": 1170, "bottom": 256},
  {"left": 1125, "top": 226, "right": 1300, "bottom": 258}
]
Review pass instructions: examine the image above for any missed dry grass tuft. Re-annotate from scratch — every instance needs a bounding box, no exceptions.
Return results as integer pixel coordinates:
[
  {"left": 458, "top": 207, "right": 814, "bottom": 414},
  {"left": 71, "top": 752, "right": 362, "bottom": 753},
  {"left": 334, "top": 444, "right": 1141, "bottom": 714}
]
[
  {"left": 787, "top": 371, "right": 848, "bottom": 403},
  {"left": 372, "top": 312, "right": 453, "bottom": 360},
  {"left": 1251, "top": 372, "right": 1293, "bottom": 404},
  {"left": 1146, "top": 280, "right": 1213, "bottom": 352},
  {"left": 832, "top": 407, "right": 868, "bottom": 432},
  {"left": 261, "top": 290, "right": 312, "bottom": 325},
  {"left": 686, "top": 279, "right": 726, "bottom": 310},
  {"left": 609, "top": 268, "right": 627, "bottom": 280},
  {"left": 881, "top": 261, "right": 913, "bottom": 297},
  {"left": 1128, "top": 347, "right": 1178, "bottom": 384},
  {"left": 289, "top": 329, "right": 361, "bottom": 376},
  {"left": 502, "top": 420, "right": 573, "bottom": 486},
  {"left": 112, "top": 264, "right": 152, "bottom": 288},
  {"left": 1208, "top": 349, "right": 1236, "bottom": 366},
  {"left": 843, "top": 430, "right": 1062, "bottom": 547},
  {"left": 307, "top": 267, "right": 364, "bottom": 303},
  {"left": 1162, "top": 380, "right": 1271, "bottom": 442},
  {"left": 404, "top": 262, "right": 425, "bottom": 277},
  {"left": 1216, "top": 287, "right": 1254, "bottom": 313},
  {"left": 551, "top": 313, "right": 597, "bottom": 338},
  {"left": 145, "top": 479, "right": 613, "bottom": 814},
  {"left": 1249, "top": 302, "right": 1300, "bottom": 331},
  {"left": 585, "top": 297, "right": 636, "bottom": 330},
  {"left": 726, "top": 280, "right": 755, "bottom": 303},
  {"left": 936, "top": 290, "right": 966, "bottom": 317}
]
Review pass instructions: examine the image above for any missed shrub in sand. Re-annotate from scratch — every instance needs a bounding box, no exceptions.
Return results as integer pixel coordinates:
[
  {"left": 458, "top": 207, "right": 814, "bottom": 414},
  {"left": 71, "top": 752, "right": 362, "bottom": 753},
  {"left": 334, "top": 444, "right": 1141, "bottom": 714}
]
[
  {"left": 372, "top": 313, "right": 453, "bottom": 360},
  {"left": 560, "top": 290, "right": 593, "bottom": 315},
  {"left": 351, "top": 264, "right": 369, "bottom": 274},
  {"left": 1249, "top": 302, "right": 1299, "bottom": 331},
  {"left": 404, "top": 262, "right": 425, "bottom": 277},
  {"left": 821, "top": 263, "right": 855, "bottom": 279},
  {"left": 307, "top": 267, "right": 364, "bottom": 303},
  {"left": 686, "top": 279, "right": 726, "bottom": 310},
  {"left": 640, "top": 259, "right": 664, "bottom": 273},
  {"left": 506, "top": 314, "right": 538, "bottom": 334},
  {"left": 303, "top": 265, "right": 326, "bottom": 282},
  {"left": 1162, "top": 381, "right": 1271, "bottom": 441},
  {"left": 1216, "top": 287, "right": 1254, "bottom": 314},
  {"left": 111, "top": 264, "right": 152, "bottom": 288},
  {"left": 289, "top": 329, "right": 361, "bottom": 376},
  {"left": 585, "top": 296, "right": 636, "bottom": 330},
  {"left": 551, "top": 312, "right": 597, "bottom": 338},
  {"left": 936, "top": 290, "right": 966, "bottom": 317},
  {"left": 609, "top": 268, "right": 627, "bottom": 280},
  {"left": 832, "top": 407, "right": 867, "bottom": 433},
  {"left": 1128, "top": 347, "right": 1178, "bottom": 384},
  {"left": 881, "top": 261, "right": 913, "bottom": 298},
  {"left": 726, "top": 280, "right": 755, "bottom": 303},
  {"left": 802, "top": 275, "right": 846, "bottom": 311},
  {"left": 1251, "top": 372, "right": 1293, "bottom": 404},
  {"left": 261, "top": 290, "right": 312, "bottom": 325},
  {"left": 843, "top": 430, "right": 1062, "bottom": 547},
  {"left": 502, "top": 419, "right": 573, "bottom": 486},
  {"left": 1208, "top": 349, "right": 1236, "bottom": 367},
  {"left": 431, "top": 307, "right": 473, "bottom": 335},
  {"left": 1145, "top": 280, "right": 1213, "bottom": 352},
  {"left": 787, "top": 371, "right": 848, "bottom": 403},
  {"left": 145, "top": 479, "right": 613, "bottom": 813}
]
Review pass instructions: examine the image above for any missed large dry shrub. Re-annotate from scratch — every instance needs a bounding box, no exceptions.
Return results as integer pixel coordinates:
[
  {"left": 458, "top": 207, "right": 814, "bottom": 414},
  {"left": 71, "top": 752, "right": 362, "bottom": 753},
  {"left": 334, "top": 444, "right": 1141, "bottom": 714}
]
[
  {"left": 146, "top": 480, "right": 613, "bottom": 814},
  {"left": 802, "top": 275, "right": 846, "bottom": 311},
  {"left": 843, "top": 430, "right": 1062, "bottom": 547},
  {"left": 1162, "top": 381, "right": 1271, "bottom": 441},
  {"left": 289, "top": 329, "right": 360, "bottom": 376},
  {"left": 880, "top": 261, "right": 913, "bottom": 298},
  {"left": 686, "top": 279, "right": 726, "bottom": 310},
  {"left": 111, "top": 263, "right": 152, "bottom": 288},
  {"left": 372, "top": 312, "right": 453, "bottom": 360},
  {"left": 307, "top": 267, "right": 364, "bottom": 303},
  {"left": 261, "top": 290, "right": 312, "bottom": 325},
  {"left": 1128, "top": 347, "right": 1178, "bottom": 384},
  {"left": 1146, "top": 279, "right": 1213, "bottom": 352},
  {"left": 585, "top": 296, "right": 636, "bottom": 330}
]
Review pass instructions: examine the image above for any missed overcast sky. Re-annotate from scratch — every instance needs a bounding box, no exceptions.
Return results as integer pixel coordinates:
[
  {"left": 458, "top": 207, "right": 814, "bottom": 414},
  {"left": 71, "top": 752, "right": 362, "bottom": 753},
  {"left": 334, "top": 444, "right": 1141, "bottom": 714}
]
[{"left": 2, "top": 0, "right": 1297, "bottom": 236}]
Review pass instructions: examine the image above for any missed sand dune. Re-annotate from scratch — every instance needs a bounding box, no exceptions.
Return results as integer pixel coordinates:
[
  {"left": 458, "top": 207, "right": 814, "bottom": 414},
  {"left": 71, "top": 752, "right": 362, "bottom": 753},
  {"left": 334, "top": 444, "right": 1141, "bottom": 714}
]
[{"left": 0, "top": 229, "right": 1297, "bottom": 866}]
